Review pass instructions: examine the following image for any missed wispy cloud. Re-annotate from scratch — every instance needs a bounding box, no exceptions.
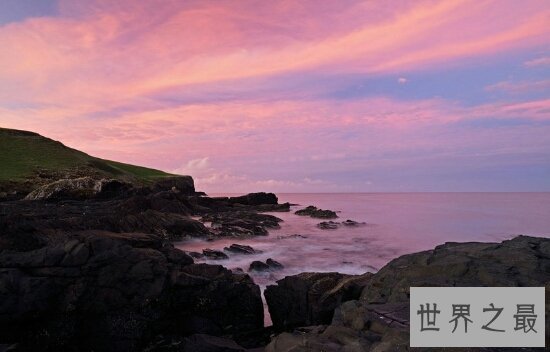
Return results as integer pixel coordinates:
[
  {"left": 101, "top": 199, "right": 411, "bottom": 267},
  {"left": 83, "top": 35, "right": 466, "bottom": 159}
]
[
  {"left": 0, "top": 0, "right": 549, "bottom": 191},
  {"left": 485, "top": 80, "right": 550, "bottom": 94},
  {"left": 524, "top": 56, "right": 550, "bottom": 67}
]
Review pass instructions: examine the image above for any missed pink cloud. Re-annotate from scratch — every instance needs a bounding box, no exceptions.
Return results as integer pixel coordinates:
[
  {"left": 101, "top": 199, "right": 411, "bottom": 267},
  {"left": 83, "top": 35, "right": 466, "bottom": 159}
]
[
  {"left": 524, "top": 56, "right": 550, "bottom": 67},
  {"left": 0, "top": 0, "right": 549, "bottom": 191},
  {"left": 485, "top": 80, "right": 550, "bottom": 94},
  {"left": 0, "top": 0, "right": 548, "bottom": 108}
]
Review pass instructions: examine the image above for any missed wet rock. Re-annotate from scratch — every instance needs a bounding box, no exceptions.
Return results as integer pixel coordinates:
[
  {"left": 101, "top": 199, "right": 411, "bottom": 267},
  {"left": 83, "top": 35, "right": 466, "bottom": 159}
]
[
  {"left": 204, "top": 212, "right": 282, "bottom": 229},
  {"left": 341, "top": 219, "right": 366, "bottom": 226},
  {"left": 295, "top": 206, "right": 338, "bottom": 219},
  {"left": 266, "top": 236, "right": 550, "bottom": 351},
  {"left": 249, "top": 258, "right": 284, "bottom": 272},
  {"left": 203, "top": 211, "right": 282, "bottom": 238},
  {"left": 317, "top": 220, "right": 365, "bottom": 230},
  {"left": 317, "top": 221, "right": 339, "bottom": 230},
  {"left": 277, "top": 234, "right": 308, "bottom": 240},
  {"left": 224, "top": 244, "right": 261, "bottom": 255},
  {"left": 0, "top": 231, "right": 264, "bottom": 351},
  {"left": 266, "top": 258, "right": 284, "bottom": 269},
  {"left": 202, "top": 248, "right": 229, "bottom": 260},
  {"left": 265, "top": 272, "right": 372, "bottom": 331},
  {"left": 249, "top": 261, "right": 270, "bottom": 272}
]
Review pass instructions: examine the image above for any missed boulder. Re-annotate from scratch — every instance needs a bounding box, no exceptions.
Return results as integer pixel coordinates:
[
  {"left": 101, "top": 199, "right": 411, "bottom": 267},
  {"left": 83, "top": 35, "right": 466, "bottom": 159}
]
[
  {"left": 249, "top": 261, "right": 270, "bottom": 272},
  {"left": 249, "top": 259, "right": 284, "bottom": 272},
  {"left": 266, "top": 258, "right": 284, "bottom": 269},
  {"left": 295, "top": 206, "right": 338, "bottom": 219},
  {"left": 224, "top": 244, "right": 261, "bottom": 255},
  {"left": 265, "top": 272, "right": 373, "bottom": 331},
  {"left": 0, "top": 231, "right": 264, "bottom": 351}
]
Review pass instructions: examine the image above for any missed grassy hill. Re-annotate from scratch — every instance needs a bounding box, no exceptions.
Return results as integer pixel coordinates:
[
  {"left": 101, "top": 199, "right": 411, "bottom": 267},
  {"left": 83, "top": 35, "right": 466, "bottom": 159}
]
[{"left": 0, "top": 127, "right": 176, "bottom": 192}]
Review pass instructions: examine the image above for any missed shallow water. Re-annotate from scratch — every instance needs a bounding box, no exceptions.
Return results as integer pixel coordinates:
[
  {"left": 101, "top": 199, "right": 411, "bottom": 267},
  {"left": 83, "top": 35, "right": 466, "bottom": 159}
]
[{"left": 175, "top": 192, "right": 550, "bottom": 324}]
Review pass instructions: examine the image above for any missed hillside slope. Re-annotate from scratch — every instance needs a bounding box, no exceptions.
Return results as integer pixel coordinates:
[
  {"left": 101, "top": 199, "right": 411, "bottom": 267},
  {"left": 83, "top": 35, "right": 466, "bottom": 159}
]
[{"left": 0, "top": 127, "right": 177, "bottom": 195}]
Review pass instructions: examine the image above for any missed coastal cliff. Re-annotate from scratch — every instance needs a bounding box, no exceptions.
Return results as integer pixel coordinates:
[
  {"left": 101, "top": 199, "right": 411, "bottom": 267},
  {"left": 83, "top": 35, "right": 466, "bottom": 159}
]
[{"left": 0, "top": 128, "right": 548, "bottom": 351}]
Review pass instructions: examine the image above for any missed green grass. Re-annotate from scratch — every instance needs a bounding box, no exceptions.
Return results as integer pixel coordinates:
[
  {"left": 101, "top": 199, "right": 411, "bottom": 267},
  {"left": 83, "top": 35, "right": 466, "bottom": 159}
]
[{"left": 0, "top": 127, "right": 174, "bottom": 183}]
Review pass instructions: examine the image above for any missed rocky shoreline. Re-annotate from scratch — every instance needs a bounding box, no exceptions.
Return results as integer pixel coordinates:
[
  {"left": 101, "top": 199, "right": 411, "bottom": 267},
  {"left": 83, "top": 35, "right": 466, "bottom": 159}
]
[{"left": 0, "top": 175, "right": 548, "bottom": 351}]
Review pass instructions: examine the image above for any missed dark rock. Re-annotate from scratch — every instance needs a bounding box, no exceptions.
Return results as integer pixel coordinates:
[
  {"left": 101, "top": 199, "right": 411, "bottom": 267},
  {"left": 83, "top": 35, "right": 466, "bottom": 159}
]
[
  {"left": 228, "top": 192, "right": 278, "bottom": 206},
  {"left": 224, "top": 244, "right": 261, "bottom": 255},
  {"left": 95, "top": 179, "right": 133, "bottom": 199},
  {"left": 254, "top": 202, "right": 291, "bottom": 212},
  {"left": 265, "top": 272, "right": 372, "bottom": 331},
  {"left": 0, "top": 231, "right": 263, "bottom": 351},
  {"left": 202, "top": 249, "right": 229, "bottom": 260},
  {"left": 148, "top": 191, "right": 192, "bottom": 214},
  {"left": 266, "top": 258, "right": 284, "bottom": 269},
  {"left": 317, "top": 220, "right": 365, "bottom": 229},
  {"left": 317, "top": 221, "right": 339, "bottom": 230},
  {"left": 295, "top": 206, "right": 338, "bottom": 219},
  {"left": 0, "top": 195, "right": 210, "bottom": 244},
  {"left": 204, "top": 212, "right": 282, "bottom": 238},
  {"left": 249, "top": 261, "right": 270, "bottom": 272},
  {"left": 204, "top": 212, "right": 282, "bottom": 229},
  {"left": 188, "top": 251, "right": 204, "bottom": 259},
  {"left": 144, "top": 334, "right": 247, "bottom": 352},
  {"left": 361, "top": 235, "right": 550, "bottom": 304},
  {"left": 276, "top": 234, "right": 308, "bottom": 240},
  {"left": 187, "top": 194, "right": 288, "bottom": 214},
  {"left": 151, "top": 176, "right": 195, "bottom": 195},
  {"left": 341, "top": 219, "right": 366, "bottom": 226},
  {"left": 248, "top": 259, "right": 284, "bottom": 272}
]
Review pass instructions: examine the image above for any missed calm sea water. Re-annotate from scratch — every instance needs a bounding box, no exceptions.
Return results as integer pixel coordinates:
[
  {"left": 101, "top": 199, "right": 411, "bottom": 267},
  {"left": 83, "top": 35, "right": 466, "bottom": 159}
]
[{"left": 176, "top": 193, "right": 550, "bottom": 323}]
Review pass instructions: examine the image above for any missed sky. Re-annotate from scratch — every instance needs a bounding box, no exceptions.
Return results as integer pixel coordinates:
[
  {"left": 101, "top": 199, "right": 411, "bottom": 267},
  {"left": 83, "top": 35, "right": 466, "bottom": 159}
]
[{"left": 0, "top": 0, "right": 549, "bottom": 192}]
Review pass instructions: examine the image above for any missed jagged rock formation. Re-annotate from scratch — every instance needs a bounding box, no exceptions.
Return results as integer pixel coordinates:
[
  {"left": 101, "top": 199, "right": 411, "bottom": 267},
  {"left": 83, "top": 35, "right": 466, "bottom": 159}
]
[
  {"left": 265, "top": 236, "right": 550, "bottom": 351},
  {"left": 0, "top": 231, "right": 263, "bottom": 351},
  {"left": 295, "top": 206, "right": 338, "bottom": 219},
  {"left": 265, "top": 272, "right": 373, "bottom": 331}
]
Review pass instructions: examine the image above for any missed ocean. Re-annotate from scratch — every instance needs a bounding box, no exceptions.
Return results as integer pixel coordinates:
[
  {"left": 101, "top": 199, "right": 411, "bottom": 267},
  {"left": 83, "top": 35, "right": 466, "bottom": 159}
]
[{"left": 175, "top": 192, "right": 550, "bottom": 323}]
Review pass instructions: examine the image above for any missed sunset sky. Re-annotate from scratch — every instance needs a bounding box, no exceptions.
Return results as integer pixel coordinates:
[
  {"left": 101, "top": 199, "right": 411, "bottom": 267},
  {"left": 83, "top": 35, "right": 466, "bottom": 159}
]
[{"left": 0, "top": 0, "right": 549, "bottom": 192}]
